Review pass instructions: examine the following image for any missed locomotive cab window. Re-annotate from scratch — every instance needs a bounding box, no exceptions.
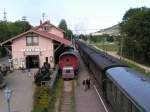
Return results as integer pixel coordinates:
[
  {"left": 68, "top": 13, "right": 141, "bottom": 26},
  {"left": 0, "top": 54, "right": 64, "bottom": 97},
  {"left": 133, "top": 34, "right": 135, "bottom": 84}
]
[{"left": 66, "top": 69, "right": 71, "bottom": 73}]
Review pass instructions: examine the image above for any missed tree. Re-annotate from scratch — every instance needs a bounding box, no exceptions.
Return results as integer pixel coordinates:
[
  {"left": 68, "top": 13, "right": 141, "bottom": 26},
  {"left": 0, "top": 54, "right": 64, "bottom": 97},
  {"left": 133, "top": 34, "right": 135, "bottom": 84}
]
[
  {"left": 120, "top": 7, "right": 150, "bottom": 64},
  {"left": 58, "top": 19, "right": 73, "bottom": 40},
  {"left": 58, "top": 19, "right": 68, "bottom": 32},
  {"left": 0, "top": 20, "right": 32, "bottom": 57}
]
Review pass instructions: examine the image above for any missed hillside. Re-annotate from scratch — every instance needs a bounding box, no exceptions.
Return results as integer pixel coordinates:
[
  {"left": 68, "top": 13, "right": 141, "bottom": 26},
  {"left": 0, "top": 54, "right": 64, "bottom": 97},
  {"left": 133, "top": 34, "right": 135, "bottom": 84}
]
[{"left": 91, "top": 24, "right": 120, "bottom": 36}]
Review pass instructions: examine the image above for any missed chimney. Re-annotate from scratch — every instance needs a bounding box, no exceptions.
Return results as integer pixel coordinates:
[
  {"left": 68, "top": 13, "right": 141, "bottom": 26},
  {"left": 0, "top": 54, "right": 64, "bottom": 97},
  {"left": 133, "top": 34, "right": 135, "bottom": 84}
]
[{"left": 40, "top": 20, "right": 42, "bottom": 25}]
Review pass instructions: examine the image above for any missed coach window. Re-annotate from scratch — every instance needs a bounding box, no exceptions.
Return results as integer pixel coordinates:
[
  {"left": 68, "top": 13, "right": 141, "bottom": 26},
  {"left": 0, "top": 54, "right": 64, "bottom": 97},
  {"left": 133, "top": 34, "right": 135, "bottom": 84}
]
[
  {"left": 107, "top": 81, "right": 110, "bottom": 94},
  {"left": 120, "top": 93, "right": 124, "bottom": 107},
  {"left": 114, "top": 86, "right": 117, "bottom": 103},
  {"left": 127, "top": 100, "right": 132, "bottom": 112},
  {"left": 109, "top": 81, "right": 112, "bottom": 92},
  {"left": 112, "top": 84, "right": 117, "bottom": 103},
  {"left": 124, "top": 97, "right": 132, "bottom": 112},
  {"left": 117, "top": 89, "right": 121, "bottom": 105},
  {"left": 131, "top": 104, "right": 140, "bottom": 112}
]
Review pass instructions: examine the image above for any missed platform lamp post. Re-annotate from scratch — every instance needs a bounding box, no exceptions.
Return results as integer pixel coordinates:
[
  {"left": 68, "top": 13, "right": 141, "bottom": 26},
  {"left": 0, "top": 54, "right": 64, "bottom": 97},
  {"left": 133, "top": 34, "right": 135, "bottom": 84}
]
[{"left": 4, "top": 88, "right": 13, "bottom": 112}]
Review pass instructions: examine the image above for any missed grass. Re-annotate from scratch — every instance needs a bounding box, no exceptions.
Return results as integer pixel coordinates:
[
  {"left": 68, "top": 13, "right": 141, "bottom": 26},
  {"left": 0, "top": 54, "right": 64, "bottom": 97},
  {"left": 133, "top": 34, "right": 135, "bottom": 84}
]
[
  {"left": 121, "top": 59, "right": 150, "bottom": 76},
  {"left": 94, "top": 43, "right": 150, "bottom": 76},
  {"left": 96, "top": 42, "right": 118, "bottom": 52},
  {"left": 32, "top": 78, "right": 63, "bottom": 112}
]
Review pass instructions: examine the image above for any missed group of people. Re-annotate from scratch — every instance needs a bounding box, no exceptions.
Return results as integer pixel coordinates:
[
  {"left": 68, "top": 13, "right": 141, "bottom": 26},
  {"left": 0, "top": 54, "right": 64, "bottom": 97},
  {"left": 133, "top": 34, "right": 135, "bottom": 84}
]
[
  {"left": 0, "top": 64, "right": 11, "bottom": 76},
  {"left": 82, "top": 78, "right": 91, "bottom": 91}
]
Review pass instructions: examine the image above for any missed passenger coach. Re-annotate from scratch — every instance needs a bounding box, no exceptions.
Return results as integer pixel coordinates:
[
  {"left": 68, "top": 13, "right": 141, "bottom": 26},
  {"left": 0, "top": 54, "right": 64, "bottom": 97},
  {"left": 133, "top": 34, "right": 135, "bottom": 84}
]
[{"left": 77, "top": 41, "right": 150, "bottom": 112}]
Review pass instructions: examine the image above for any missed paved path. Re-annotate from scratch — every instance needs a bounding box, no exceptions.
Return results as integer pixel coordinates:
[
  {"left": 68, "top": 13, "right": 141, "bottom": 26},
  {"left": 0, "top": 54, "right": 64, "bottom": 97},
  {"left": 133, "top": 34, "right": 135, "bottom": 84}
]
[
  {"left": 75, "top": 53, "right": 106, "bottom": 112},
  {"left": 0, "top": 56, "right": 9, "bottom": 66},
  {"left": 0, "top": 69, "right": 36, "bottom": 112}
]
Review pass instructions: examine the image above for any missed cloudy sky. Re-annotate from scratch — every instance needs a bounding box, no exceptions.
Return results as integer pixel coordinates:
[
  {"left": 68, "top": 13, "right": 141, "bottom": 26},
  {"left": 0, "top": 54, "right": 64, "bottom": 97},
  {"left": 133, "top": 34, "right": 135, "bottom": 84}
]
[{"left": 0, "top": 0, "right": 150, "bottom": 33}]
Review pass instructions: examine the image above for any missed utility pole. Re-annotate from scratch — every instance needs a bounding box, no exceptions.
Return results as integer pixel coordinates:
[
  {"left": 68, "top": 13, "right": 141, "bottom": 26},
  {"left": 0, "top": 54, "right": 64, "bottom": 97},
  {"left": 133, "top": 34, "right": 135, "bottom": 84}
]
[
  {"left": 120, "top": 36, "right": 124, "bottom": 60},
  {"left": 22, "top": 16, "right": 27, "bottom": 32},
  {"left": 3, "top": 8, "right": 7, "bottom": 22},
  {"left": 42, "top": 13, "right": 45, "bottom": 22},
  {"left": 22, "top": 16, "right": 27, "bottom": 21}
]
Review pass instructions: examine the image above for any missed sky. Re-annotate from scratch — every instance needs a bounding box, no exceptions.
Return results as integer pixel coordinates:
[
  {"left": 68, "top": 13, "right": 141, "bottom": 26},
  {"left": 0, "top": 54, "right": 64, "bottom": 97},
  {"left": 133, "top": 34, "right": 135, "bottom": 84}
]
[{"left": 0, "top": 0, "right": 150, "bottom": 34}]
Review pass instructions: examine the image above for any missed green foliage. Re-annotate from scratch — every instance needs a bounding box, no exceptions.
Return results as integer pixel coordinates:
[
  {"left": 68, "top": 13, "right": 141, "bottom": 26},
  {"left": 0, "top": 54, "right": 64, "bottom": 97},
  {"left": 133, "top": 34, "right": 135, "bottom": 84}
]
[
  {"left": 0, "top": 20, "right": 31, "bottom": 42},
  {"left": 0, "top": 20, "right": 32, "bottom": 57},
  {"left": 96, "top": 43, "right": 118, "bottom": 52},
  {"left": 33, "top": 87, "right": 50, "bottom": 111},
  {"left": 89, "top": 34, "right": 114, "bottom": 43},
  {"left": 120, "top": 7, "right": 150, "bottom": 65},
  {"left": 32, "top": 78, "right": 63, "bottom": 112},
  {"left": 58, "top": 19, "right": 73, "bottom": 40},
  {"left": 79, "top": 34, "right": 88, "bottom": 41},
  {"left": 89, "top": 35, "right": 103, "bottom": 43},
  {"left": 106, "top": 36, "right": 114, "bottom": 42},
  {"left": 58, "top": 19, "right": 68, "bottom": 32}
]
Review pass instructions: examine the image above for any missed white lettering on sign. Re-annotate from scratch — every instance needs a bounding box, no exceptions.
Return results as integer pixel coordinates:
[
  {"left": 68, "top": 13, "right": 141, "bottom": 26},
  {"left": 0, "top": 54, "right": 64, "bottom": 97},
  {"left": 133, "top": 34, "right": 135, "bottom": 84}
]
[{"left": 21, "top": 48, "right": 46, "bottom": 52}]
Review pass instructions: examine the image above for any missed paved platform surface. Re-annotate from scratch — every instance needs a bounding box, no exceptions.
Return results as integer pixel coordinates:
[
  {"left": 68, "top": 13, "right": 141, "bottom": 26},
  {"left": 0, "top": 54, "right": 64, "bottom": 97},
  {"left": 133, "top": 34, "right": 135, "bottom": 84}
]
[
  {"left": 75, "top": 53, "right": 106, "bottom": 112},
  {"left": 0, "top": 69, "right": 36, "bottom": 112}
]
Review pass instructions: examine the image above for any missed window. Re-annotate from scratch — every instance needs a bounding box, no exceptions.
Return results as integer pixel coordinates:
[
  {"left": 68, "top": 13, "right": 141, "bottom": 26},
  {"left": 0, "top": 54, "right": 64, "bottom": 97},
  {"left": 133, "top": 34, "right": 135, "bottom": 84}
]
[
  {"left": 26, "top": 36, "right": 39, "bottom": 45},
  {"left": 33, "top": 37, "right": 38, "bottom": 44},
  {"left": 26, "top": 37, "right": 32, "bottom": 45},
  {"left": 44, "top": 26, "right": 49, "bottom": 32}
]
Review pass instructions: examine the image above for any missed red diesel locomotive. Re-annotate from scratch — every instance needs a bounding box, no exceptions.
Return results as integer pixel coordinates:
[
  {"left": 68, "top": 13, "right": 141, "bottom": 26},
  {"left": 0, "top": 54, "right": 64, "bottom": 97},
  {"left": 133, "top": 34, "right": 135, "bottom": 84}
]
[{"left": 59, "top": 51, "right": 78, "bottom": 79}]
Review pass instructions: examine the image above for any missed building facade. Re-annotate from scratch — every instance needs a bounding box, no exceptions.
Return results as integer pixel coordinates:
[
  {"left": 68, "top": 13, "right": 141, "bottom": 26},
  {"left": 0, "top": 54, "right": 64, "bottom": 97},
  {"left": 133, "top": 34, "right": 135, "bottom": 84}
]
[{"left": 1, "top": 20, "right": 71, "bottom": 69}]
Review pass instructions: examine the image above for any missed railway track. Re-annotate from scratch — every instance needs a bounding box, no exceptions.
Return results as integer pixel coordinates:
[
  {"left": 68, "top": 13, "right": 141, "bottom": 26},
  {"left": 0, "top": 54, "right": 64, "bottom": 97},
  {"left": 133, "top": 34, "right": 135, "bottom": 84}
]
[{"left": 60, "top": 80, "right": 74, "bottom": 112}]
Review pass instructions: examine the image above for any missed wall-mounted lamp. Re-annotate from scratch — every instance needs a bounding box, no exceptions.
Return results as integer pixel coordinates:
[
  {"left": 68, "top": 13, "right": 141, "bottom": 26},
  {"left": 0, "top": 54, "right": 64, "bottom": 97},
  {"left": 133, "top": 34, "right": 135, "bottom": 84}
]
[{"left": 50, "top": 56, "right": 53, "bottom": 62}]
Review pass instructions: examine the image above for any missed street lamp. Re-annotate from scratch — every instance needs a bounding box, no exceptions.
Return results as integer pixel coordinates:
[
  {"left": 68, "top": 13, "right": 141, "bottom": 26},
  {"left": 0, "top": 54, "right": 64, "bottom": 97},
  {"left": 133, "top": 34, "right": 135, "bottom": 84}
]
[{"left": 4, "top": 87, "right": 13, "bottom": 112}]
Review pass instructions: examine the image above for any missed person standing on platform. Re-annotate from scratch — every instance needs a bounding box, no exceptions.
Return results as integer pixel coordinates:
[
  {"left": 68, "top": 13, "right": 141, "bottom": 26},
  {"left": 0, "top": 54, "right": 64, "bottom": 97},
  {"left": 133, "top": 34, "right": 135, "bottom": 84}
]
[
  {"left": 28, "top": 68, "right": 31, "bottom": 78},
  {"left": 87, "top": 78, "right": 91, "bottom": 89},
  {"left": 82, "top": 80, "right": 86, "bottom": 91}
]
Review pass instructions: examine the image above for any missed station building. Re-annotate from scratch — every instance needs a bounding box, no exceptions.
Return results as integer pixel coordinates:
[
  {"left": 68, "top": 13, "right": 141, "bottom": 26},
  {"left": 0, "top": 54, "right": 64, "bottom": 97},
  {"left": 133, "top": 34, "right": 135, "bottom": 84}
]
[{"left": 0, "top": 20, "right": 72, "bottom": 69}]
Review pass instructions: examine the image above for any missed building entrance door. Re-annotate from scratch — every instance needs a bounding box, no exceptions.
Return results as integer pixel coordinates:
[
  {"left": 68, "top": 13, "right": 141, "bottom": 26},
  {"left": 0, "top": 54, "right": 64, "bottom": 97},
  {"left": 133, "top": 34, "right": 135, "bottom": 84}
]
[{"left": 26, "top": 55, "right": 39, "bottom": 68}]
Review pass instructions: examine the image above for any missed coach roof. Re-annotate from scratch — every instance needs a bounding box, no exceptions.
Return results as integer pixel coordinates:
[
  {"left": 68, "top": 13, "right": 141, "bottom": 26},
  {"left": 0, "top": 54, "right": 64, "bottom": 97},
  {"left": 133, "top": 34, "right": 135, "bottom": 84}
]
[{"left": 106, "top": 67, "right": 150, "bottom": 112}]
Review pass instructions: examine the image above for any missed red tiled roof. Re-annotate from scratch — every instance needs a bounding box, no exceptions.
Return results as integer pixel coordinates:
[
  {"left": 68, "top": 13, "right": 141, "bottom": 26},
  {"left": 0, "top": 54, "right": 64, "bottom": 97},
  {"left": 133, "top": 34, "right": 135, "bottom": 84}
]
[
  {"left": 32, "top": 30, "right": 71, "bottom": 46},
  {"left": 33, "top": 20, "right": 65, "bottom": 32},
  {"left": 0, "top": 29, "right": 71, "bottom": 46}
]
